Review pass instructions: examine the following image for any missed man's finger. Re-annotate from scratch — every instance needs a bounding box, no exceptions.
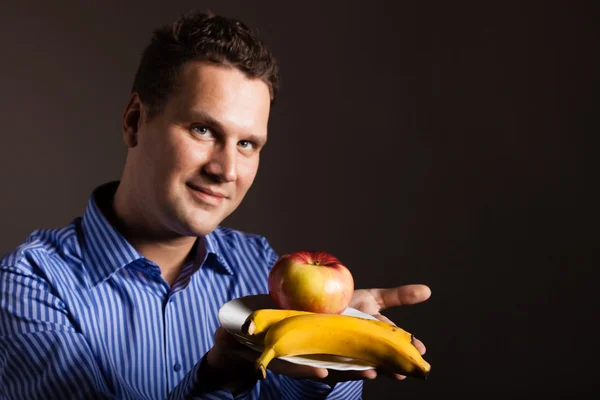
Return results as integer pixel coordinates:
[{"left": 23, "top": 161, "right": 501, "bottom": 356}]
[
  {"left": 267, "top": 358, "right": 330, "bottom": 380},
  {"left": 318, "top": 368, "right": 378, "bottom": 386},
  {"left": 371, "top": 284, "right": 431, "bottom": 310},
  {"left": 372, "top": 313, "right": 396, "bottom": 326},
  {"left": 411, "top": 336, "right": 426, "bottom": 355},
  {"left": 376, "top": 368, "right": 407, "bottom": 381}
]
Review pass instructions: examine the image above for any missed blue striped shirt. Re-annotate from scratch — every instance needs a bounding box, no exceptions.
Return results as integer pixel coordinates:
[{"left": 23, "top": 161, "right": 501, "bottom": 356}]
[{"left": 0, "top": 182, "right": 363, "bottom": 399}]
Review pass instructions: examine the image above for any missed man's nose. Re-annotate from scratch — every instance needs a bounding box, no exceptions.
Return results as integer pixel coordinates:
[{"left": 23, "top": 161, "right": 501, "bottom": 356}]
[{"left": 204, "top": 144, "right": 237, "bottom": 183}]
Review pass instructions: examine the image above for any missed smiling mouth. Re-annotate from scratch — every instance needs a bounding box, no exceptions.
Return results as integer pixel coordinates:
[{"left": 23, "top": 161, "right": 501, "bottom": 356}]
[
  {"left": 187, "top": 183, "right": 226, "bottom": 197},
  {"left": 186, "top": 183, "right": 227, "bottom": 206}
]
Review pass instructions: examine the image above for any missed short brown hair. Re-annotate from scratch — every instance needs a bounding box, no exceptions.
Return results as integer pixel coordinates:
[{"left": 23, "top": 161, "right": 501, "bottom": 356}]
[{"left": 131, "top": 11, "right": 280, "bottom": 117}]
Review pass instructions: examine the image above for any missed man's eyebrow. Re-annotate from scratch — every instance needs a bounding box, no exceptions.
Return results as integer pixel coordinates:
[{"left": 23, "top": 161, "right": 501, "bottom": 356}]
[
  {"left": 188, "top": 110, "right": 225, "bottom": 132},
  {"left": 188, "top": 110, "right": 267, "bottom": 146},
  {"left": 246, "top": 133, "right": 267, "bottom": 146}
]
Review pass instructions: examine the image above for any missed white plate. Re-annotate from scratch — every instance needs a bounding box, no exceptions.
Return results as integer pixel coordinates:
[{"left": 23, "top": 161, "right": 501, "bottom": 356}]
[{"left": 217, "top": 294, "right": 376, "bottom": 371}]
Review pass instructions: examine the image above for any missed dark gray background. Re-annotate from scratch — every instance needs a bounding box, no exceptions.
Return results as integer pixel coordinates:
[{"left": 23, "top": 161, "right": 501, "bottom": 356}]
[{"left": 1, "top": 0, "right": 598, "bottom": 397}]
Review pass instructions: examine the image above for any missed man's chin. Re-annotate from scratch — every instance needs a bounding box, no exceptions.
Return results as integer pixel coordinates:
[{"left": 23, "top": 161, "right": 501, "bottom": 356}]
[
  {"left": 184, "top": 215, "right": 222, "bottom": 236},
  {"left": 178, "top": 220, "right": 216, "bottom": 237},
  {"left": 175, "top": 203, "right": 228, "bottom": 236}
]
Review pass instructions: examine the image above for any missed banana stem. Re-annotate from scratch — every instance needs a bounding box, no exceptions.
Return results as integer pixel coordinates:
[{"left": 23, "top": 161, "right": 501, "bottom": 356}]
[
  {"left": 255, "top": 347, "right": 276, "bottom": 380},
  {"left": 241, "top": 318, "right": 255, "bottom": 335}
]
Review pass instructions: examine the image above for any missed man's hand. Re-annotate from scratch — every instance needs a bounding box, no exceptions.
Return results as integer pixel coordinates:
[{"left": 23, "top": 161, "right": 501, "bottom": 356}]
[
  {"left": 344, "top": 284, "right": 431, "bottom": 381},
  {"left": 204, "top": 326, "right": 333, "bottom": 393},
  {"left": 206, "top": 284, "right": 431, "bottom": 391}
]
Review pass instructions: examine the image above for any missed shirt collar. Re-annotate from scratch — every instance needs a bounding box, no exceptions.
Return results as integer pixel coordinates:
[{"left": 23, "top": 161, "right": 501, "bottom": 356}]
[
  {"left": 81, "top": 181, "right": 144, "bottom": 287},
  {"left": 80, "top": 181, "right": 234, "bottom": 287},
  {"left": 203, "top": 232, "right": 235, "bottom": 275}
]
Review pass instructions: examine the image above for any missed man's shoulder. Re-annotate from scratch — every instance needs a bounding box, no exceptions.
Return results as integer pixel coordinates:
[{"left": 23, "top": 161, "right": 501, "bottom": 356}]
[
  {"left": 208, "top": 226, "right": 279, "bottom": 277},
  {"left": 209, "top": 226, "right": 278, "bottom": 264},
  {"left": 211, "top": 225, "right": 272, "bottom": 250},
  {"left": 0, "top": 219, "right": 81, "bottom": 271}
]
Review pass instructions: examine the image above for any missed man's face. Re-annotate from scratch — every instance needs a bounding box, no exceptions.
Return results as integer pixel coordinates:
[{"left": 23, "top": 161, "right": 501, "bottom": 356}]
[{"left": 126, "top": 61, "right": 271, "bottom": 237}]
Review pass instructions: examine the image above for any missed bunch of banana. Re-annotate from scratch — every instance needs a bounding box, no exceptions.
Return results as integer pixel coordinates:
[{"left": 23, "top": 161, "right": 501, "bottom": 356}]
[
  {"left": 241, "top": 309, "right": 431, "bottom": 380},
  {"left": 242, "top": 308, "right": 413, "bottom": 342}
]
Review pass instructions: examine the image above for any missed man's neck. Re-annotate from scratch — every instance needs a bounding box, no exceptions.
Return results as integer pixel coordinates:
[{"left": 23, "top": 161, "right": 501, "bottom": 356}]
[
  {"left": 99, "top": 182, "right": 199, "bottom": 287},
  {"left": 132, "top": 238, "right": 198, "bottom": 287}
]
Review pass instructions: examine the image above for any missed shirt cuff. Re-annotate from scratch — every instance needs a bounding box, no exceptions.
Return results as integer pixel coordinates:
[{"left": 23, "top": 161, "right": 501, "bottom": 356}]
[
  {"left": 280, "top": 377, "right": 332, "bottom": 399},
  {"left": 172, "top": 355, "right": 258, "bottom": 399}
]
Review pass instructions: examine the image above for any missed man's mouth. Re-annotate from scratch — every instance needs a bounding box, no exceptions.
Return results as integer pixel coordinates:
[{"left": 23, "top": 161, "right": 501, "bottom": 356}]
[{"left": 186, "top": 183, "right": 227, "bottom": 206}]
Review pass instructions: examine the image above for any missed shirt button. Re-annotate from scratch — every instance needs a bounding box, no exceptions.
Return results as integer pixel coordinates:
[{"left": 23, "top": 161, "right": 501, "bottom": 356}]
[{"left": 173, "top": 363, "right": 182, "bottom": 372}]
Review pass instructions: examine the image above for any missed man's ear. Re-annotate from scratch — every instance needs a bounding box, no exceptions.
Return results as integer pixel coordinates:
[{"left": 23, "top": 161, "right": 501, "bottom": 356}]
[{"left": 122, "top": 93, "right": 145, "bottom": 148}]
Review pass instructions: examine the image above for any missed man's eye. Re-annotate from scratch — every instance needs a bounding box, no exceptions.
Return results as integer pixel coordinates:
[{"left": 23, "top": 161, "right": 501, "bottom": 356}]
[
  {"left": 238, "top": 140, "right": 255, "bottom": 150},
  {"left": 191, "top": 126, "right": 213, "bottom": 137}
]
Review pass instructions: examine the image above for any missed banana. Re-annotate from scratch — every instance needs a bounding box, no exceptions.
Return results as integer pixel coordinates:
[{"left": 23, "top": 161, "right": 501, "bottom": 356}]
[
  {"left": 254, "top": 313, "right": 431, "bottom": 380},
  {"left": 242, "top": 308, "right": 413, "bottom": 342},
  {"left": 241, "top": 309, "right": 313, "bottom": 336}
]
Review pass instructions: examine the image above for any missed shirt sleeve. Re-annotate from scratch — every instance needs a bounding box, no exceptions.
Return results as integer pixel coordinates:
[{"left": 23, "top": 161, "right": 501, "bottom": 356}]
[
  {"left": 278, "top": 377, "right": 363, "bottom": 400},
  {"left": 1, "top": 262, "right": 222, "bottom": 400},
  {"left": 0, "top": 264, "right": 117, "bottom": 399}
]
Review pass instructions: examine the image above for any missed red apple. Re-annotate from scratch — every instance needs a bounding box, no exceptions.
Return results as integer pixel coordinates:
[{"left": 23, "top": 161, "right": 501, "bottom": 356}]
[{"left": 268, "top": 250, "right": 354, "bottom": 314}]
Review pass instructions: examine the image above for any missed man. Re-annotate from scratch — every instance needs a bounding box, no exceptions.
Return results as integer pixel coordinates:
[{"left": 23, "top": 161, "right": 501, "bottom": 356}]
[{"left": 0, "top": 11, "right": 430, "bottom": 399}]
